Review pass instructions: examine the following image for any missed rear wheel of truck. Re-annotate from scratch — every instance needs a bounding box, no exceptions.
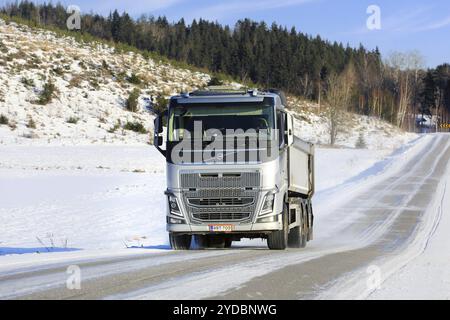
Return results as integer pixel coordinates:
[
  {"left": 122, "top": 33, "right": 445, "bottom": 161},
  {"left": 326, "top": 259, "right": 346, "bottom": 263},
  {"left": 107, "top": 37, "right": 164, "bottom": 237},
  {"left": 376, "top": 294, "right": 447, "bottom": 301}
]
[
  {"left": 267, "top": 204, "right": 288, "bottom": 250},
  {"left": 288, "top": 203, "right": 307, "bottom": 248},
  {"left": 169, "top": 233, "right": 192, "bottom": 250}
]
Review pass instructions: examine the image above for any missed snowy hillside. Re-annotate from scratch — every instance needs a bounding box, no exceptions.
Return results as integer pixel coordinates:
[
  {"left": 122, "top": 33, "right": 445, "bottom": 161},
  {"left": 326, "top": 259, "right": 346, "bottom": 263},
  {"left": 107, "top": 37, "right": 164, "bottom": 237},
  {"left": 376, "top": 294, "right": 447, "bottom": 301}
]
[
  {"left": 0, "top": 18, "right": 417, "bottom": 149},
  {"left": 0, "top": 18, "right": 210, "bottom": 145}
]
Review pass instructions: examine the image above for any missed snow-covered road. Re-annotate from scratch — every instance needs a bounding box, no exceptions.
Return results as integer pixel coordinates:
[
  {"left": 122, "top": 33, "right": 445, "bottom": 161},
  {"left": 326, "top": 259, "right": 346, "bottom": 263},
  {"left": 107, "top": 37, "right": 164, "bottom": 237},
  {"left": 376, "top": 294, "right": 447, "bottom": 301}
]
[{"left": 1, "top": 134, "right": 449, "bottom": 299}]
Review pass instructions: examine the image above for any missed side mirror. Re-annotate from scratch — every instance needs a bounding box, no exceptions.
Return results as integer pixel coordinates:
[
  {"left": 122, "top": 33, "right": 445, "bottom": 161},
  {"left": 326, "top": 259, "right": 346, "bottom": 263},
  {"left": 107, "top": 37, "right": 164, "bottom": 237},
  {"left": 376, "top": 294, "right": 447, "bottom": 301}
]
[
  {"left": 154, "top": 114, "right": 164, "bottom": 134},
  {"left": 154, "top": 111, "right": 167, "bottom": 157},
  {"left": 154, "top": 116, "right": 163, "bottom": 146},
  {"left": 155, "top": 135, "right": 163, "bottom": 147},
  {"left": 286, "top": 113, "right": 294, "bottom": 146}
]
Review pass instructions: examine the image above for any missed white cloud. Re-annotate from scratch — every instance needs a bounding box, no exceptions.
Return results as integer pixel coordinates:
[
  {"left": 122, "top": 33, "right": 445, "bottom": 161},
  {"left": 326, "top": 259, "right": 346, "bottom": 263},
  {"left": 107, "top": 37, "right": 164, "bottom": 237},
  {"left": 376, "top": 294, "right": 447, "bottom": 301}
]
[
  {"left": 188, "top": 0, "right": 316, "bottom": 21},
  {"left": 415, "top": 16, "right": 450, "bottom": 31},
  {"left": 349, "top": 6, "right": 441, "bottom": 35},
  {"left": 87, "top": 0, "right": 185, "bottom": 15}
]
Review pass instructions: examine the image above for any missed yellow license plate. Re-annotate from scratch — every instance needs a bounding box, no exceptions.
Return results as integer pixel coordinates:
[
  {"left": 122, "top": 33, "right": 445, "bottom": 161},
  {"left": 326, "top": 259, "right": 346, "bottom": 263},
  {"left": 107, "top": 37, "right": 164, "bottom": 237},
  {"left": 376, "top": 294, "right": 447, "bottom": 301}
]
[{"left": 209, "top": 224, "right": 235, "bottom": 232}]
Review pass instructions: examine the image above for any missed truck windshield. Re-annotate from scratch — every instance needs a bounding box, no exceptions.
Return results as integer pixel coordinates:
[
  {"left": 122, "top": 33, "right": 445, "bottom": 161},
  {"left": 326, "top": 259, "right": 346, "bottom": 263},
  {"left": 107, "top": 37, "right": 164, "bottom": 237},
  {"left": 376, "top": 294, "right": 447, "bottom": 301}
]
[{"left": 168, "top": 104, "right": 275, "bottom": 142}]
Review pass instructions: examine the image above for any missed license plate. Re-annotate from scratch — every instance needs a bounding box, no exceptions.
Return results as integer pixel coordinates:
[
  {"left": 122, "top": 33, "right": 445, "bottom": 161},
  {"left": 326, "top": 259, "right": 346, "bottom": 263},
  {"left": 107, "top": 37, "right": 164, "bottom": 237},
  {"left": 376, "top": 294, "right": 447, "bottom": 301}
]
[{"left": 209, "top": 224, "right": 235, "bottom": 232}]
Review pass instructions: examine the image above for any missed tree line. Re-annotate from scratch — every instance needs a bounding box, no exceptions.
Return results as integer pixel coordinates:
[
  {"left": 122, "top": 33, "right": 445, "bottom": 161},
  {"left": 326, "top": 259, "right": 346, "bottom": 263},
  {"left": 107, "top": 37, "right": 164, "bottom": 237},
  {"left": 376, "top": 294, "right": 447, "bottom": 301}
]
[{"left": 1, "top": 1, "right": 449, "bottom": 132}]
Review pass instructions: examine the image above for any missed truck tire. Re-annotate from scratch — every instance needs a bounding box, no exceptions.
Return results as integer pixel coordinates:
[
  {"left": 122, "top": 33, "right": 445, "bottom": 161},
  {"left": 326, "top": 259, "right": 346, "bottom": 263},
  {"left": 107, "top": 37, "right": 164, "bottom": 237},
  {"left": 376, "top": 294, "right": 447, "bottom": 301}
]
[
  {"left": 288, "top": 203, "right": 307, "bottom": 248},
  {"left": 169, "top": 233, "right": 192, "bottom": 250},
  {"left": 267, "top": 204, "right": 288, "bottom": 250}
]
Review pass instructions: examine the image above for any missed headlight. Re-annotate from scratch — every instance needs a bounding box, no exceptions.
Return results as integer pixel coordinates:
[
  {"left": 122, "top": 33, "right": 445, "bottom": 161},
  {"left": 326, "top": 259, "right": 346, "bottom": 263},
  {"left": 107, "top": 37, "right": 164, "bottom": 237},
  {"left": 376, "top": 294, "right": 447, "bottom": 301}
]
[
  {"left": 260, "top": 193, "right": 275, "bottom": 215},
  {"left": 168, "top": 195, "right": 183, "bottom": 217}
]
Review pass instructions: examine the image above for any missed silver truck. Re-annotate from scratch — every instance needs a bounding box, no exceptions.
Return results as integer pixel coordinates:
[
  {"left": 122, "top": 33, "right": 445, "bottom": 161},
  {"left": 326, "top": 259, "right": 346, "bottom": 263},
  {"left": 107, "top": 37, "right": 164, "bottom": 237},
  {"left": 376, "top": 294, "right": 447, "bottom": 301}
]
[{"left": 154, "top": 88, "right": 314, "bottom": 250}]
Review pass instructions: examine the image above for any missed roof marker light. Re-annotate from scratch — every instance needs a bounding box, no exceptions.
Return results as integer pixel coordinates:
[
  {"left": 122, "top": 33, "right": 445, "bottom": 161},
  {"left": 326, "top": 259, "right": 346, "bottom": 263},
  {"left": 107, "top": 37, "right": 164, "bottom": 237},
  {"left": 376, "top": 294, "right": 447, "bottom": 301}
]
[{"left": 249, "top": 89, "right": 258, "bottom": 97}]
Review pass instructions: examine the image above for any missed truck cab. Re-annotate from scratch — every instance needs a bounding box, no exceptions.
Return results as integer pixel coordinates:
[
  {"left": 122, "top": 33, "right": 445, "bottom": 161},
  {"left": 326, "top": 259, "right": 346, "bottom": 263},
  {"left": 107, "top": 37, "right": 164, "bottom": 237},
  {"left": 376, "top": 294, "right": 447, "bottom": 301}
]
[{"left": 154, "top": 88, "right": 314, "bottom": 250}]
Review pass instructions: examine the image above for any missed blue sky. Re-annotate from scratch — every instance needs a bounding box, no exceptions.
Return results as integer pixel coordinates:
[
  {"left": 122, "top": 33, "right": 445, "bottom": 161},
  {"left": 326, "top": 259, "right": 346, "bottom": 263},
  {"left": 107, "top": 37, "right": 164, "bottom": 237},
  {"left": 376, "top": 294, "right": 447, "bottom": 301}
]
[{"left": 2, "top": 0, "right": 450, "bottom": 67}]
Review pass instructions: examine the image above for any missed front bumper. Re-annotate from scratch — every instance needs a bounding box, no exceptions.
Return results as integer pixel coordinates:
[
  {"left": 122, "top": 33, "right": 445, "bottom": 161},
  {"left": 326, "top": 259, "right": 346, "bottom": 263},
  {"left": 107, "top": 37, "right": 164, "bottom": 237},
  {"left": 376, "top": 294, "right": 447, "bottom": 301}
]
[{"left": 167, "top": 213, "right": 283, "bottom": 234}]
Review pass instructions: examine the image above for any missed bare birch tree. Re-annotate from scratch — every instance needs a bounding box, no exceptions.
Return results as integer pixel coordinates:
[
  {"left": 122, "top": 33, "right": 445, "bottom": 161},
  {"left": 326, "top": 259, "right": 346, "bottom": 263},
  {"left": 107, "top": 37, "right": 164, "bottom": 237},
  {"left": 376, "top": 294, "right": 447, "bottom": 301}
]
[
  {"left": 385, "top": 51, "right": 425, "bottom": 129},
  {"left": 325, "top": 64, "right": 356, "bottom": 145}
]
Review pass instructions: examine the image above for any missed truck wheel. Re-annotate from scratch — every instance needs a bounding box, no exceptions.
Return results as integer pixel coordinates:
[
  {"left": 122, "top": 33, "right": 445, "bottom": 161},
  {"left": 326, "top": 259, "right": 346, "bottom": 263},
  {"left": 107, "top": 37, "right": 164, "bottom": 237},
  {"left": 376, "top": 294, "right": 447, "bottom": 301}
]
[
  {"left": 169, "top": 233, "right": 192, "bottom": 250},
  {"left": 288, "top": 203, "right": 308, "bottom": 248},
  {"left": 267, "top": 204, "right": 288, "bottom": 250}
]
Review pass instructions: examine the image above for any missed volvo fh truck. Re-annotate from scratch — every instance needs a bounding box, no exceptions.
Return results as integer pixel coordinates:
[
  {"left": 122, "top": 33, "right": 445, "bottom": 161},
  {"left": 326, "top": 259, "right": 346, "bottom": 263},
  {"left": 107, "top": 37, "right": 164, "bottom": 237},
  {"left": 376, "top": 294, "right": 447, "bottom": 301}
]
[{"left": 154, "top": 88, "right": 314, "bottom": 250}]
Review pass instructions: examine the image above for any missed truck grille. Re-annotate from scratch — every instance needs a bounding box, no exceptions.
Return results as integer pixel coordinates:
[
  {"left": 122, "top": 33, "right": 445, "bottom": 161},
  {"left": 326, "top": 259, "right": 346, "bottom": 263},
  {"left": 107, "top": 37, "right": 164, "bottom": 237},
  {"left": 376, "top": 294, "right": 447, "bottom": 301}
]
[
  {"left": 180, "top": 172, "right": 260, "bottom": 189},
  {"left": 180, "top": 172, "right": 260, "bottom": 222},
  {"left": 188, "top": 197, "right": 254, "bottom": 207},
  {"left": 193, "top": 212, "right": 251, "bottom": 221}
]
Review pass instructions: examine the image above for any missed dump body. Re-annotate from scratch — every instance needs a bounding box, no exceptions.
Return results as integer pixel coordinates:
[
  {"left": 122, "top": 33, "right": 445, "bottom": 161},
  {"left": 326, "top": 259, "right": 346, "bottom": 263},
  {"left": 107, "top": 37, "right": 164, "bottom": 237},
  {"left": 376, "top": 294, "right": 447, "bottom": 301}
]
[{"left": 288, "top": 137, "right": 315, "bottom": 197}]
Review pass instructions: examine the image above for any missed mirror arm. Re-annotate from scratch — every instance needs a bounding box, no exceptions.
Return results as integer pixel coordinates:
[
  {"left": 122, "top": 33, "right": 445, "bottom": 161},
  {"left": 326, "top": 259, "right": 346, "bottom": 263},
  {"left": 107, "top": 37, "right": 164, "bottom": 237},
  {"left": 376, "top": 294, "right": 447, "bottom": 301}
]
[{"left": 156, "top": 145, "right": 166, "bottom": 157}]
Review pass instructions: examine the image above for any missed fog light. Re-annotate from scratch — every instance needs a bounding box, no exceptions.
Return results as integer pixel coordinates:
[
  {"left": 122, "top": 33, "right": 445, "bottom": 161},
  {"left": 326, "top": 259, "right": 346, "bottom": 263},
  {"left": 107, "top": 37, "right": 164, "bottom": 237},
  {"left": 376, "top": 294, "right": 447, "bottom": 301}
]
[
  {"left": 257, "top": 215, "right": 278, "bottom": 223},
  {"left": 168, "top": 217, "right": 185, "bottom": 224}
]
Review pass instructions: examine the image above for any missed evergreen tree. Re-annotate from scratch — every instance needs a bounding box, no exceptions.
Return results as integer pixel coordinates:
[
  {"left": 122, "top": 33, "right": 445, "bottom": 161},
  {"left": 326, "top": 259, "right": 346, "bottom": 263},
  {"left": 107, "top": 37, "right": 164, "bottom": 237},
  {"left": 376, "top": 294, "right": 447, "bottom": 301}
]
[{"left": 420, "top": 70, "right": 437, "bottom": 117}]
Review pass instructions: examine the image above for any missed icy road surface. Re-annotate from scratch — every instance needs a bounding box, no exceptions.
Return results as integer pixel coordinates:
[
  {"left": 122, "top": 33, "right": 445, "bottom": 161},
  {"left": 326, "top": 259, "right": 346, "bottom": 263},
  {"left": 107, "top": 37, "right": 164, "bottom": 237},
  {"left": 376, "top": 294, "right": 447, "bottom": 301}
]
[{"left": 1, "top": 134, "right": 450, "bottom": 299}]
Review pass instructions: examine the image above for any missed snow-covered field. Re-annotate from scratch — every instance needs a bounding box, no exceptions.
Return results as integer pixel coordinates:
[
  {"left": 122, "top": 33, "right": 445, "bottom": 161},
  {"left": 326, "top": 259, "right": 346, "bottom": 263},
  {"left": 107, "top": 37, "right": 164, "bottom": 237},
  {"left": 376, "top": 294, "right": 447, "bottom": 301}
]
[
  {"left": 0, "top": 146, "right": 166, "bottom": 253},
  {"left": 0, "top": 144, "right": 392, "bottom": 256}
]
